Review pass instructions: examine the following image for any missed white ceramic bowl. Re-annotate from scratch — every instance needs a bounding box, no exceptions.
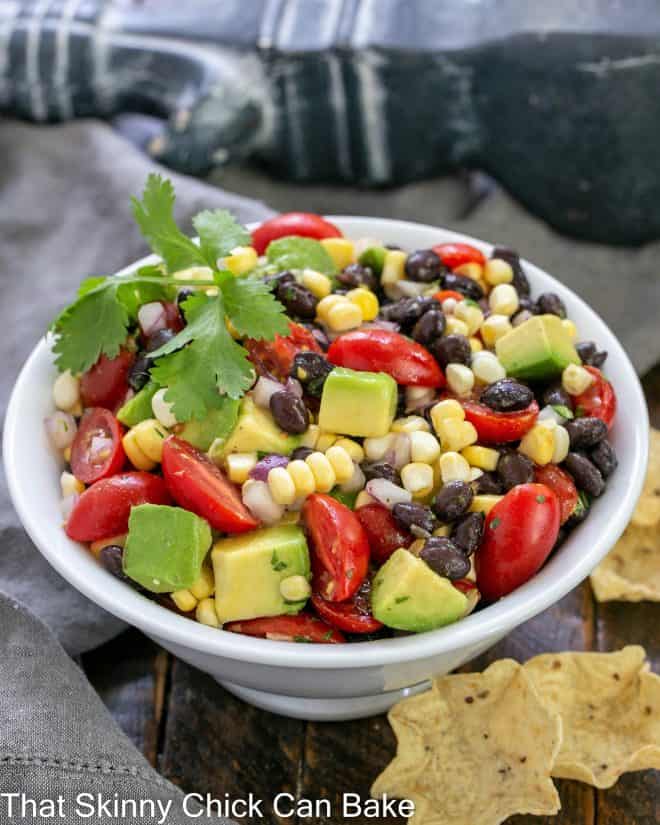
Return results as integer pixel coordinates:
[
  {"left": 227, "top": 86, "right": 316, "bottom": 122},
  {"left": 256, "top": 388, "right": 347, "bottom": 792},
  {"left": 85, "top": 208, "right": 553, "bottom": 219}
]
[{"left": 4, "top": 217, "right": 648, "bottom": 721}]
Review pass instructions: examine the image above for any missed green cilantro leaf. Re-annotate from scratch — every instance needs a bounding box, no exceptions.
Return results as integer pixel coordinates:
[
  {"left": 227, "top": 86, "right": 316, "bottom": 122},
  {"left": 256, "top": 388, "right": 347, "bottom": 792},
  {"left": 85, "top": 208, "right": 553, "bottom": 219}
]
[
  {"left": 193, "top": 210, "right": 251, "bottom": 266},
  {"left": 266, "top": 236, "right": 336, "bottom": 274},
  {"left": 221, "top": 277, "right": 289, "bottom": 339},
  {"left": 271, "top": 551, "right": 288, "bottom": 572},
  {"left": 115, "top": 266, "right": 175, "bottom": 317}
]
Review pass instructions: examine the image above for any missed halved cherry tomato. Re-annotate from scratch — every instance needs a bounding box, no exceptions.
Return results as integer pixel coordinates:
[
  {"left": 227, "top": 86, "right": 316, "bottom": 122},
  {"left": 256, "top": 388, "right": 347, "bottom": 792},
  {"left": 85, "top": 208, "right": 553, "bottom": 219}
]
[
  {"left": 65, "top": 472, "right": 171, "bottom": 542},
  {"left": 311, "top": 578, "right": 383, "bottom": 634},
  {"left": 80, "top": 348, "right": 135, "bottom": 410},
  {"left": 251, "top": 213, "right": 342, "bottom": 255},
  {"left": 453, "top": 578, "right": 478, "bottom": 595},
  {"left": 327, "top": 329, "right": 445, "bottom": 388},
  {"left": 534, "top": 464, "right": 578, "bottom": 525},
  {"left": 302, "top": 494, "right": 370, "bottom": 602},
  {"left": 70, "top": 408, "right": 125, "bottom": 484},
  {"left": 433, "top": 289, "right": 465, "bottom": 304},
  {"left": 432, "top": 242, "right": 485, "bottom": 270},
  {"left": 573, "top": 366, "right": 617, "bottom": 429},
  {"left": 462, "top": 399, "right": 539, "bottom": 443},
  {"left": 246, "top": 322, "right": 322, "bottom": 381},
  {"left": 225, "top": 614, "right": 345, "bottom": 644},
  {"left": 355, "top": 503, "right": 412, "bottom": 564},
  {"left": 476, "top": 483, "right": 560, "bottom": 601},
  {"left": 161, "top": 436, "right": 259, "bottom": 534}
]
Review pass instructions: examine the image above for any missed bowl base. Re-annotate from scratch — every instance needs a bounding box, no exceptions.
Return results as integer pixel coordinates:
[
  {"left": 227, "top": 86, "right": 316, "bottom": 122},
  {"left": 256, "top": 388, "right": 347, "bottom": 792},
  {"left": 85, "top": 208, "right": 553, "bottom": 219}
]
[{"left": 218, "top": 679, "right": 432, "bottom": 720}]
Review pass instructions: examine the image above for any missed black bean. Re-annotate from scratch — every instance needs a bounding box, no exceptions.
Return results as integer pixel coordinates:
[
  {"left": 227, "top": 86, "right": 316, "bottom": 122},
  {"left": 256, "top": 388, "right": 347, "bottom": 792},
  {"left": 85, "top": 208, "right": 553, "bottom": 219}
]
[
  {"left": 497, "top": 452, "right": 534, "bottom": 491},
  {"left": 442, "top": 272, "right": 484, "bottom": 301},
  {"left": 291, "top": 446, "right": 315, "bottom": 462},
  {"left": 337, "top": 263, "right": 377, "bottom": 291},
  {"left": 303, "top": 323, "right": 330, "bottom": 352},
  {"left": 420, "top": 537, "right": 471, "bottom": 580},
  {"left": 291, "top": 352, "right": 333, "bottom": 397},
  {"left": 518, "top": 296, "right": 535, "bottom": 312},
  {"left": 430, "top": 334, "right": 472, "bottom": 368},
  {"left": 473, "top": 471, "right": 504, "bottom": 495},
  {"left": 392, "top": 502, "right": 436, "bottom": 535},
  {"left": 269, "top": 392, "right": 310, "bottom": 434},
  {"left": 433, "top": 481, "right": 473, "bottom": 522},
  {"left": 361, "top": 461, "right": 401, "bottom": 487},
  {"left": 99, "top": 545, "right": 133, "bottom": 585},
  {"left": 145, "top": 327, "right": 175, "bottom": 353},
  {"left": 535, "top": 292, "right": 567, "bottom": 319},
  {"left": 576, "top": 340, "right": 608, "bottom": 368},
  {"left": 590, "top": 440, "right": 618, "bottom": 478},
  {"left": 128, "top": 355, "right": 151, "bottom": 391},
  {"left": 412, "top": 310, "right": 446, "bottom": 346},
  {"left": 276, "top": 281, "right": 318, "bottom": 319},
  {"left": 380, "top": 296, "right": 435, "bottom": 329},
  {"left": 565, "top": 417, "right": 607, "bottom": 450},
  {"left": 563, "top": 452, "right": 605, "bottom": 497},
  {"left": 176, "top": 287, "right": 195, "bottom": 308},
  {"left": 452, "top": 512, "right": 485, "bottom": 556},
  {"left": 265, "top": 270, "right": 296, "bottom": 289},
  {"left": 491, "top": 246, "right": 531, "bottom": 297},
  {"left": 542, "top": 383, "right": 573, "bottom": 410},
  {"left": 405, "top": 249, "right": 445, "bottom": 283},
  {"left": 480, "top": 379, "right": 533, "bottom": 412}
]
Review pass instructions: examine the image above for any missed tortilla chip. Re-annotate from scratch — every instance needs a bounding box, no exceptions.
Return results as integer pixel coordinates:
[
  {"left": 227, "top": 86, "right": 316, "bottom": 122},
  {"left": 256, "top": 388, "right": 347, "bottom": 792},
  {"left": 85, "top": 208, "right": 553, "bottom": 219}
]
[
  {"left": 630, "top": 427, "right": 660, "bottom": 527},
  {"left": 590, "top": 523, "right": 660, "bottom": 602},
  {"left": 525, "top": 647, "right": 660, "bottom": 788},
  {"left": 372, "top": 660, "right": 562, "bottom": 825}
]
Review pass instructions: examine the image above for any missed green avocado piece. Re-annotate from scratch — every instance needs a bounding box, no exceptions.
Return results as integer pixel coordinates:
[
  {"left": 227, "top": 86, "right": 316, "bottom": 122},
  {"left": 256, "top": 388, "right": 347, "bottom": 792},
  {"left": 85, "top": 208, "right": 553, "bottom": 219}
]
[
  {"left": 219, "top": 396, "right": 301, "bottom": 457},
  {"left": 318, "top": 367, "right": 397, "bottom": 438},
  {"left": 328, "top": 488, "right": 357, "bottom": 509},
  {"left": 496, "top": 314, "right": 580, "bottom": 381},
  {"left": 212, "top": 525, "right": 310, "bottom": 624},
  {"left": 123, "top": 504, "right": 212, "bottom": 593},
  {"left": 358, "top": 245, "right": 387, "bottom": 275},
  {"left": 178, "top": 399, "right": 240, "bottom": 451},
  {"left": 116, "top": 382, "right": 159, "bottom": 427},
  {"left": 371, "top": 548, "right": 467, "bottom": 632}
]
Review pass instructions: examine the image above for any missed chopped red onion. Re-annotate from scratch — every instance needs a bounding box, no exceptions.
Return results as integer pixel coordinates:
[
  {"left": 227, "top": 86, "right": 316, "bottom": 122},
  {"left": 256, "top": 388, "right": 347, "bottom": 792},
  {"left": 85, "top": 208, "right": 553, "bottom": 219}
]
[
  {"left": 44, "top": 412, "right": 77, "bottom": 450},
  {"left": 339, "top": 463, "right": 366, "bottom": 494},
  {"left": 249, "top": 454, "right": 290, "bottom": 481},
  {"left": 138, "top": 302, "right": 167, "bottom": 337},
  {"left": 392, "top": 433, "right": 412, "bottom": 470},
  {"left": 242, "top": 480, "right": 284, "bottom": 524},
  {"left": 365, "top": 478, "right": 412, "bottom": 509},
  {"left": 405, "top": 386, "right": 436, "bottom": 412},
  {"left": 394, "top": 280, "right": 428, "bottom": 298},
  {"left": 89, "top": 435, "right": 113, "bottom": 463},
  {"left": 361, "top": 320, "right": 400, "bottom": 333},
  {"left": 285, "top": 377, "right": 303, "bottom": 398},
  {"left": 253, "top": 375, "right": 284, "bottom": 409},
  {"left": 60, "top": 493, "right": 79, "bottom": 521}
]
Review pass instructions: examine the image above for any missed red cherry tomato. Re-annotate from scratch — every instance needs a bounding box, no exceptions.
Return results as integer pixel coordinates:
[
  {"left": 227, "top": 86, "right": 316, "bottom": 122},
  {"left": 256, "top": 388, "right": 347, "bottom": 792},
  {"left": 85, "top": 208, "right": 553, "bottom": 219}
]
[
  {"left": 462, "top": 399, "right": 539, "bottom": 443},
  {"left": 246, "top": 322, "right": 322, "bottom": 381},
  {"left": 573, "top": 366, "right": 617, "bottom": 429},
  {"left": 65, "top": 472, "right": 171, "bottom": 542},
  {"left": 161, "top": 437, "right": 259, "bottom": 534},
  {"left": 225, "top": 614, "right": 346, "bottom": 644},
  {"left": 311, "top": 585, "right": 383, "bottom": 634},
  {"left": 70, "top": 408, "right": 125, "bottom": 484},
  {"left": 302, "top": 494, "right": 370, "bottom": 602},
  {"left": 327, "top": 329, "right": 445, "bottom": 388},
  {"left": 432, "top": 242, "right": 485, "bottom": 270},
  {"left": 80, "top": 348, "right": 135, "bottom": 410},
  {"left": 476, "top": 483, "right": 560, "bottom": 601},
  {"left": 453, "top": 578, "right": 478, "bottom": 595},
  {"left": 534, "top": 464, "right": 578, "bottom": 525},
  {"left": 355, "top": 503, "right": 412, "bottom": 564},
  {"left": 251, "top": 213, "right": 342, "bottom": 255},
  {"left": 433, "top": 289, "right": 466, "bottom": 304}
]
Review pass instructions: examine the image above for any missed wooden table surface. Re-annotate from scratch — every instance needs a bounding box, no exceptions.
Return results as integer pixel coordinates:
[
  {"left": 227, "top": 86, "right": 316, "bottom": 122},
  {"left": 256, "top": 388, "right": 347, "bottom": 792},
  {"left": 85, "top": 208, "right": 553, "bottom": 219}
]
[{"left": 81, "top": 367, "right": 660, "bottom": 825}]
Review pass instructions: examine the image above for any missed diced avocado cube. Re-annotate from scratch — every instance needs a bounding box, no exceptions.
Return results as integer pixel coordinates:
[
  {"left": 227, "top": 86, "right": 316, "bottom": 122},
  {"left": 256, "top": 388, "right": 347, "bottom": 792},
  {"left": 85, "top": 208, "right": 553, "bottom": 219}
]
[
  {"left": 178, "top": 399, "right": 240, "bottom": 452},
  {"left": 123, "top": 504, "right": 212, "bottom": 593},
  {"left": 358, "top": 245, "right": 387, "bottom": 275},
  {"left": 318, "top": 367, "right": 397, "bottom": 438},
  {"left": 496, "top": 314, "right": 580, "bottom": 381},
  {"left": 371, "top": 548, "right": 467, "bottom": 632},
  {"left": 219, "top": 397, "right": 301, "bottom": 457},
  {"left": 212, "top": 525, "right": 310, "bottom": 624},
  {"left": 117, "top": 382, "right": 159, "bottom": 427}
]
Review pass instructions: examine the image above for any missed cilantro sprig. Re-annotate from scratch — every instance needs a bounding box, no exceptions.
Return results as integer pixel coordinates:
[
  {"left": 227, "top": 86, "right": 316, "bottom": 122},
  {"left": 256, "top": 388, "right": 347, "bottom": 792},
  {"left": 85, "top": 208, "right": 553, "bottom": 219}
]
[{"left": 50, "top": 174, "right": 289, "bottom": 420}]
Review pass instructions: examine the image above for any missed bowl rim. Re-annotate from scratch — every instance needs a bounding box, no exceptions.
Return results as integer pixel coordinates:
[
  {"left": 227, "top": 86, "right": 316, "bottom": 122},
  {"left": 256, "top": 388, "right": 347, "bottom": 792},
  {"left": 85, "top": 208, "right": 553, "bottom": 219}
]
[{"left": 4, "top": 215, "right": 648, "bottom": 670}]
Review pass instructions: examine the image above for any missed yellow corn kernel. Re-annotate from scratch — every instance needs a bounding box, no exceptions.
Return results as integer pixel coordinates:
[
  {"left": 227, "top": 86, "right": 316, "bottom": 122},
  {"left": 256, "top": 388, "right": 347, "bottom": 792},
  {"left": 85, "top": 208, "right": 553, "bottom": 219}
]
[
  {"left": 433, "top": 524, "right": 451, "bottom": 537},
  {"left": 461, "top": 445, "right": 500, "bottom": 472},
  {"left": 552, "top": 425, "right": 570, "bottom": 464},
  {"left": 280, "top": 574, "right": 312, "bottom": 602},
  {"left": 90, "top": 533, "right": 127, "bottom": 558},
  {"left": 481, "top": 314, "right": 512, "bottom": 348},
  {"left": 301, "top": 268, "right": 332, "bottom": 298},
  {"left": 60, "top": 471, "right": 84, "bottom": 497},
  {"left": 488, "top": 284, "right": 519, "bottom": 316},
  {"left": 173, "top": 265, "right": 213, "bottom": 284},
  {"left": 484, "top": 258, "right": 514, "bottom": 286},
  {"left": 268, "top": 466, "right": 297, "bottom": 506},
  {"left": 409, "top": 431, "right": 441, "bottom": 464},
  {"left": 347, "top": 287, "right": 379, "bottom": 321},
  {"left": 438, "top": 451, "right": 471, "bottom": 483},
  {"left": 196, "top": 597, "right": 220, "bottom": 628},
  {"left": 364, "top": 433, "right": 396, "bottom": 461},
  {"left": 171, "top": 589, "right": 198, "bottom": 613},
  {"left": 325, "top": 445, "right": 354, "bottom": 484},
  {"left": 316, "top": 294, "right": 346, "bottom": 321},
  {"left": 401, "top": 463, "right": 434, "bottom": 497},
  {"left": 436, "top": 418, "right": 478, "bottom": 453},
  {"left": 471, "top": 351, "right": 506, "bottom": 384},
  {"left": 300, "top": 424, "right": 320, "bottom": 449},
  {"left": 63, "top": 446, "right": 72, "bottom": 463},
  {"left": 326, "top": 301, "right": 363, "bottom": 332},
  {"left": 132, "top": 418, "right": 168, "bottom": 462},
  {"left": 445, "top": 317, "right": 470, "bottom": 337},
  {"left": 469, "top": 336, "right": 483, "bottom": 353},
  {"left": 305, "top": 452, "right": 336, "bottom": 493},
  {"left": 381, "top": 249, "right": 407, "bottom": 287},
  {"left": 333, "top": 438, "right": 365, "bottom": 463},
  {"left": 224, "top": 245, "right": 258, "bottom": 276},
  {"left": 561, "top": 319, "right": 577, "bottom": 340},
  {"left": 519, "top": 424, "right": 555, "bottom": 465},
  {"left": 454, "top": 301, "right": 485, "bottom": 336},
  {"left": 446, "top": 363, "right": 475, "bottom": 397},
  {"left": 469, "top": 467, "right": 484, "bottom": 482},
  {"left": 316, "top": 431, "right": 338, "bottom": 452},
  {"left": 354, "top": 490, "right": 377, "bottom": 509},
  {"left": 287, "top": 459, "right": 316, "bottom": 498},
  {"left": 190, "top": 565, "right": 215, "bottom": 600},
  {"left": 469, "top": 495, "right": 503, "bottom": 515},
  {"left": 320, "top": 237, "right": 355, "bottom": 269},
  {"left": 391, "top": 415, "right": 430, "bottom": 434},
  {"left": 225, "top": 452, "right": 258, "bottom": 484},
  {"left": 122, "top": 429, "right": 156, "bottom": 471},
  {"left": 53, "top": 370, "right": 81, "bottom": 411},
  {"left": 454, "top": 262, "right": 484, "bottom": 281},
  {"left": 409, "top": 538, "right": 427, "bottom": 556},
  {"left": 562, "top": 363, "right": 594, "bottom": 396},
  {"left": 430, "top": 399, "right": 465, "bottom": 433}
]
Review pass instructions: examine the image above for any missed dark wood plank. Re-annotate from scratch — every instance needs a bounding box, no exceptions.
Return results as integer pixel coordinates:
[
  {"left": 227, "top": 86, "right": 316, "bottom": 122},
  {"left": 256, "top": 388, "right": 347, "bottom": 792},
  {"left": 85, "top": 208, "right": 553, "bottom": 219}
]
[
  {"left": 82, "top": 628, "right": 168, "bottom": 766},
  {"left": 159, "top": 659, "right": 304, "bottom": 825}
]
